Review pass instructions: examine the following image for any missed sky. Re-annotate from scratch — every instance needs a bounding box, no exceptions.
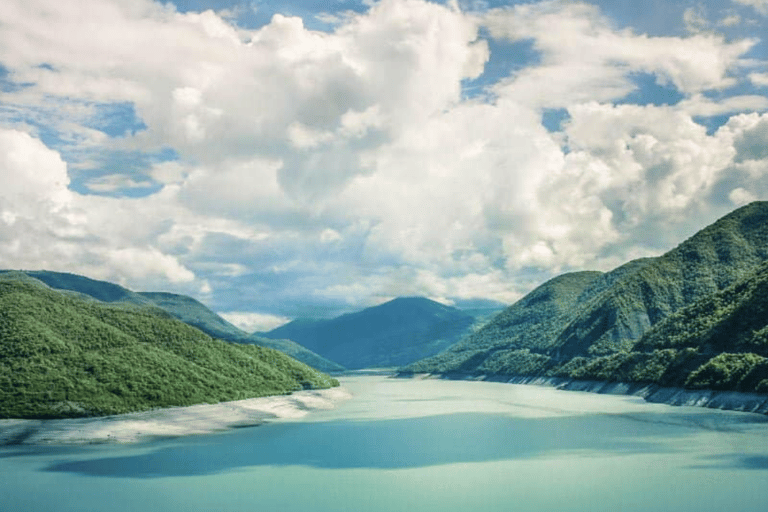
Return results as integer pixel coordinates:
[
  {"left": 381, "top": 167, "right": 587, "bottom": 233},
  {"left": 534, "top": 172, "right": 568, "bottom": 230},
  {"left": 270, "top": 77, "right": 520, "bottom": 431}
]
[{"left": 1, "top": 0, "right": 767, "bottom": 332}]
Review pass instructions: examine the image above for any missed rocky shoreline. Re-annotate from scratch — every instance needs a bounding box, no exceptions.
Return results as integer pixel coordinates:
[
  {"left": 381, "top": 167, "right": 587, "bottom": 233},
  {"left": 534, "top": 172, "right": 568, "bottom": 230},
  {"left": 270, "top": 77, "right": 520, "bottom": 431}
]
[
  {"left": 397, "top": 373, "right": 768, "bottom": 415},
  {"left": 0, "top": 386, "right": 352, "bottom": 446}
]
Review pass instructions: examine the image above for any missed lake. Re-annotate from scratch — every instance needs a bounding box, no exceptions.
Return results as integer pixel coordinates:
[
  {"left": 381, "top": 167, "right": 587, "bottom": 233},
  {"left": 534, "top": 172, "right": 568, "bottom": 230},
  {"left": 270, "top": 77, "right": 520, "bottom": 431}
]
[{"left": 2, "top": 375, "right": 768, "bottom": 511}]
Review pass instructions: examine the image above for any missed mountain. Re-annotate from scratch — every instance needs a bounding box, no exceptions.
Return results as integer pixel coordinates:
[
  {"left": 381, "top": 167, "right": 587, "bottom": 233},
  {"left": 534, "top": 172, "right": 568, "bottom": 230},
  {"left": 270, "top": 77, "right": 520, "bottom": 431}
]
[
  {"left": 0, "top": 273, "right": 338, "bottom": 419},
  {"left": 404, "top": 202, "right": 768, "bottom": 392},
  {"left": 555, "top": 201, "right": 768, "bottom": 358},
  {"left": 137, "top": 292, "right": 344, "bottom": 373},
  {"left": 5, "top": 269, "right": 154, "bottom": 305},
  {"left": 405, "top": 271, "right": 602, "bottom": 374},
  {"left": 0, "top": 270, "right": 343, "bottom": 373},
  {"left": 561, "top": 260, "right": 768, "bottom": 393},
  {"left": 138, "top": 291, "right": 255, "bottom": 340},
  {"left": 263, "top": 297, "right": 476, "bottom": 369}
]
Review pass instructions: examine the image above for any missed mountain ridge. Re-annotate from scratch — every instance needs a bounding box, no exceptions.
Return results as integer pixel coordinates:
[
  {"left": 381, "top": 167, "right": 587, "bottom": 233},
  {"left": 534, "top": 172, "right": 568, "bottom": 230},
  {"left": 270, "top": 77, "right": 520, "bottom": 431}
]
[
  {"left": 403, "top": 201, "right": 768, "bottom": 395},
  {"left": 264, "top": 296, "right": 477, "bottom": 369},
  {"left": 0, "top": 270, "right": 343, "bottom": 373},
  {"left": 0, "top": 274, "right": 338, "bottom": 419}
]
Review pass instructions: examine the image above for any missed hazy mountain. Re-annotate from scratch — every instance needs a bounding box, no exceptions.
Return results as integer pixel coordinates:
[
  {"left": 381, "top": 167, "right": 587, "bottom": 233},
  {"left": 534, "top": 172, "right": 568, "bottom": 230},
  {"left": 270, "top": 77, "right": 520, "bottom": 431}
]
[
  {"left": 263, "top": 297, "right": 476, "bottom": 369},
  {"left": 405, "top": 271, "right": 602, "bottom": 374},
  {"left": 4, "top": 269, "right": 153, "bottom": 306},
  {"left": 0, "top": 270, "right": 343, "bottom": 373},
  {"left": 138, "top": 292, "right": 345, "bottom": 373},
  {"left": 404, "top": 202, "right": 768, "bottom": 393},
  {"left": 0, "top": 273, "right": 338, "bottom": 419},
  {"left": 138, "top": 291, "right": 254, "bottom": 341}
]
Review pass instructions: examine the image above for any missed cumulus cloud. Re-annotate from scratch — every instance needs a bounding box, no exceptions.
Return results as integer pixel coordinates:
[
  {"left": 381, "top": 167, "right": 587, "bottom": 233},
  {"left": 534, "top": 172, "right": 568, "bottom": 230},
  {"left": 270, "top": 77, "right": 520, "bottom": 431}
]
[
  {"left": 218, "top": 311, "right": 291, "bottom": 333},
  {"left": 733, "top": 0, "right": 768, "bottom": 15},
  {"left": 0, "top": 0, "right": 766, "bottom": 318},
  {"left": 484, "top": 1, "right": 755, "bottom": 106},
  {"left": 0, "top": 127, "right": 195, "bottom": 289}
]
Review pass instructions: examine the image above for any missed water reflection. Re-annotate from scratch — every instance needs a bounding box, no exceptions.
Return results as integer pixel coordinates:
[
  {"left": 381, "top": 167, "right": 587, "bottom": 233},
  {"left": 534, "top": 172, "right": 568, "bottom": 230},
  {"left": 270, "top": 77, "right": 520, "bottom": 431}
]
[{"left": 46, "top": 412, "right": 682, "bottom": 478}]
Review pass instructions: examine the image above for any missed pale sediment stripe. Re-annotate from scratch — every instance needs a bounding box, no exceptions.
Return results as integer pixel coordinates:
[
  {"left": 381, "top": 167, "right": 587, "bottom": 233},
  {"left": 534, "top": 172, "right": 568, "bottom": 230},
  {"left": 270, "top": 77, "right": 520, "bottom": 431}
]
[
  {"left": 399, "top": 373, "right": 768, "bottom": 415},
  {"left": 0, "top": 387, "right": 352, "bottom": 446}
]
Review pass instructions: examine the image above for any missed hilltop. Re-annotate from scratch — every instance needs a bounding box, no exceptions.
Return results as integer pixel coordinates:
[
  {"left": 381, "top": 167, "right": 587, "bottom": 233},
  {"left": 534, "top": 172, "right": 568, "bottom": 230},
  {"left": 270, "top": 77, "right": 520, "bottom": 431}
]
[
  {"left": 136, "top": 292, "right": 344, "bottom": 372},
  {"left": 0, "top": 270, "right": 343, "bottom": 373},
  {"left": 404, "top": 202, "right": 768, "bottom": 394},
  {"left": 0, "top": 273, "right": 338, "bottom": 419},
  {"left": 264, "top": 297, "right": 476, "bottom": 369}
]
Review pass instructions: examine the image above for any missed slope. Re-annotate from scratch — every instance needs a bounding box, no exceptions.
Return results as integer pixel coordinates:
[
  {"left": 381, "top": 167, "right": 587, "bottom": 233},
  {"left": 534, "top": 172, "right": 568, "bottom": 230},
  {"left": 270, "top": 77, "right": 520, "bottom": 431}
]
[
  {"left": 0, "top": 274, "right": 338, "bottom": 419},
  {"left": 264, "top": 297, "right": 476, "bottom": 369},
  {"left": 561, "top": 260, "right": 768, "bottom": 392},
  {"left": 404, "top": 271, "right": 602, "bottom": 374},
  {"left": 0, "top": 270, "right": 343, "bottom": 372},
  {"left": 404, "top": 201, "right": 768, "bottom": 379},
  {"left": 138, "top": 292, "right": 344, "bottom": 372}
]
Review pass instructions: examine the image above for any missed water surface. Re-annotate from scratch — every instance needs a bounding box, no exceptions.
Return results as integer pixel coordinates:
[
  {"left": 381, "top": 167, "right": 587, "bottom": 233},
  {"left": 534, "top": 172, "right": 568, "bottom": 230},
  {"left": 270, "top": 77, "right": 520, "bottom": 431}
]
[{"left": 2, "top": 376, "right": 767, "bottom": 511}]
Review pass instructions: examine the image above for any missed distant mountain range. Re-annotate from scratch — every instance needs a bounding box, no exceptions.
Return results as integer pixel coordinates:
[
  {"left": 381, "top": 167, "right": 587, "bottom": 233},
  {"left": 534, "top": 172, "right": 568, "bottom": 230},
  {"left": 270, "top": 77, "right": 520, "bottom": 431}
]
[
  {"left": 0, "top": 272, "right": 338, "bottom": 419},
  {"left": 0, "top": 270, "right": 343, "bottom": 373},
  {"left": 404, "top": 202, "right": 768, "bottom": 394},
  {"left": 6, "top": 202, "right": 766, "bottom": 412},
  {"left": 263, "top": 297, "right": 477, "bottom": 369}
]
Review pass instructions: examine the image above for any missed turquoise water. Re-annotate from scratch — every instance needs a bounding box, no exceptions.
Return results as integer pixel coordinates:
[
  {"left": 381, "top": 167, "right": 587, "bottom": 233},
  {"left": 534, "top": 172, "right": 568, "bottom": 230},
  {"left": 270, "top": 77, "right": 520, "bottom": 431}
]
[{"left": 2, "top": 376, "right": 768, "bottom": 511}]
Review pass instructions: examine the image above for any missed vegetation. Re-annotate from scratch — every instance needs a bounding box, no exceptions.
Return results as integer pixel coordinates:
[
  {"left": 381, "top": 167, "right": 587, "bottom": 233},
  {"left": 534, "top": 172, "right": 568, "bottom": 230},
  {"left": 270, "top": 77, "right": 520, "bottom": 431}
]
[
  {"left": 403, "top": 271, "right": 603, "bottom": 374},
  {"left": 137, "top": 292, "right": 345, "bottom": 372},
  {"left": 0, "top": 270, "right": 344, "bottom": 372},
  {"left": 403, "top": 202, "right": 768, "bottom": 394},
  {"left": 265, "top": 297, "right": 476, "bottom": 369},
  {"left": 0, "top": 274, "right": 338, "bottom": 419}
]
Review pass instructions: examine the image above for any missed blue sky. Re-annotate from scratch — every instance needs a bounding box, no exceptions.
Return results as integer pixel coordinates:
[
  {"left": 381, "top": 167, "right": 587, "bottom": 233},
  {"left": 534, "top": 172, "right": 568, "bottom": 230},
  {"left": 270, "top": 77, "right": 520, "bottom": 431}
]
[{"left": 1, "top": 0, "right": 767, "bottom": 330}]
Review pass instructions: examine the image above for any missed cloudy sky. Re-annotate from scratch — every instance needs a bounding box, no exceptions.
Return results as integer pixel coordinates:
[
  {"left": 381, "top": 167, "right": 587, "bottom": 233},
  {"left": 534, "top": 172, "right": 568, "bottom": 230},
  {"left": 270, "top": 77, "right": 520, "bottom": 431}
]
[{"left": 1, "top": 0, "right": 767, "bottom": 331}]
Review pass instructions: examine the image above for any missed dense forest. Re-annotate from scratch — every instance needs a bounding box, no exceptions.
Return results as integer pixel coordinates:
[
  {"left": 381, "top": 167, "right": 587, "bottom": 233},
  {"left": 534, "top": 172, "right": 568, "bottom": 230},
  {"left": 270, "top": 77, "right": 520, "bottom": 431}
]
[
  {"left": 264, "top": 297, "right": 476, "bottom": 369},
  {"left": 0, "top": 273, "right": 338, "bottom": 419},
  {"left": 2, "top": 270, "right": 343, "bottom": 373},
  {"left": 403, "top": 202, "right": 768, "bottom": 394}
]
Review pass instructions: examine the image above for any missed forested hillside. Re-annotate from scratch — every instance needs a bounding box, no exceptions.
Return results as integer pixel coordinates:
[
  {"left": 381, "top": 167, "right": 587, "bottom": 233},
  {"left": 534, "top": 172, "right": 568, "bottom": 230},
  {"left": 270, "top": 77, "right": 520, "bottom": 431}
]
[
  {"left": 403, "top": 202, "right": 768, "bottom": 393},
  {"left": 265, "top": 297, "right": 476, "bottom": 369},
  {"left": 0, "top": 273, "right": 338, "bottom": 419},
  {"left": 0, "top": 270, "right": 343, "bottom": 372}
]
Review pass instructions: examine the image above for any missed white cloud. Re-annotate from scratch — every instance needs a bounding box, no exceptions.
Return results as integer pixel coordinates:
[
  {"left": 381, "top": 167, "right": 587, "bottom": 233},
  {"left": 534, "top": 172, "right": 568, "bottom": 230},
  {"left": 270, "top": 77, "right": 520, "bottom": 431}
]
[
  {"left": 724, "top": 112, "right": 768, "bottom": 162},
  {"left": 678, "top": 93, "right": 768, "bottom": 116},
  {"left": 684, "top": 6, "right": 710, "bottom": 33},
  {"left": 484, "top": 1, "right": 755, "bottom": 107},
  {"left": 718, "top": 14, "right": 742, "bottom": 26},
  {"left": 0, "top": 0, "right": 767, "bottom": 318},
  {"left": 0, "top": 127, "right": 196, "bottom": 289},
  {"left": 729, "top": 187, "right": 757, "bottom": 205},
  {"left": 751, "top": 72, "right": 768, "bottom": 87},
  {"left": 85, "top": 174, "right": 154, "bottom": 193},
  {"left": 733, "top": 0, "right": 768, "bottom": 15},
  {"left": 219, "top": 311, "right": 291, "bottom": 332},
  {"left": 0, "top": 129, "right": 72, "bottom": 212}
]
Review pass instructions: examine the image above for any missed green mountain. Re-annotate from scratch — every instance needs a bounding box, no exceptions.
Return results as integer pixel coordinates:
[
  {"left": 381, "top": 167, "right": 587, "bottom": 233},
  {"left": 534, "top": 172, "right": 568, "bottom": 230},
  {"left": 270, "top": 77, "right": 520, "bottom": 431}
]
[
  {"left": 555, "top": 201, "right": 768, "bottom": 358},
  {"left": 405, "top": 271, "right": 602, "bottom": 374},
  {"left": 0, "top": 273, "right": 338, "bottom": 419},
  {"left": 0, "top": 270, "right": 343, "bottom": 373},
  {"left": 264, "top": 297, "right": 476, "bottom": 369},
  {"left": 562, "top": 260, "right": 768, "bottom": 392},
  {"left": 137, "top": 292, "right": 344, "bottom": 373},
  {"left": 404, "top": 202, "right": 768, "bottom": 393}
]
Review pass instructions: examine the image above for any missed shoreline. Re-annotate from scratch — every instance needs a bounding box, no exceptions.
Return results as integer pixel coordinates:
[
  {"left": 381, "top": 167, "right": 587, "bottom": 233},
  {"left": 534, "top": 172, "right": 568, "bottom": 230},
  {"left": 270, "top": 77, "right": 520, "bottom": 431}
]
[
  {"left": 0, "top": 387, "right": 352, "bottom": 446},
  {"left": 397, "top": 373, "right": 768, "bottom": 415}
]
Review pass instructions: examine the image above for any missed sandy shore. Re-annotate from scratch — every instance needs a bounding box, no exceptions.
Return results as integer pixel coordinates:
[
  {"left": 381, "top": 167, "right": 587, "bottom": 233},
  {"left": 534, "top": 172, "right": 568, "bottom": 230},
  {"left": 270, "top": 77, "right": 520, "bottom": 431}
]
[{"left": 0, "top": 387, "right": 352, "bottom": 446}]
